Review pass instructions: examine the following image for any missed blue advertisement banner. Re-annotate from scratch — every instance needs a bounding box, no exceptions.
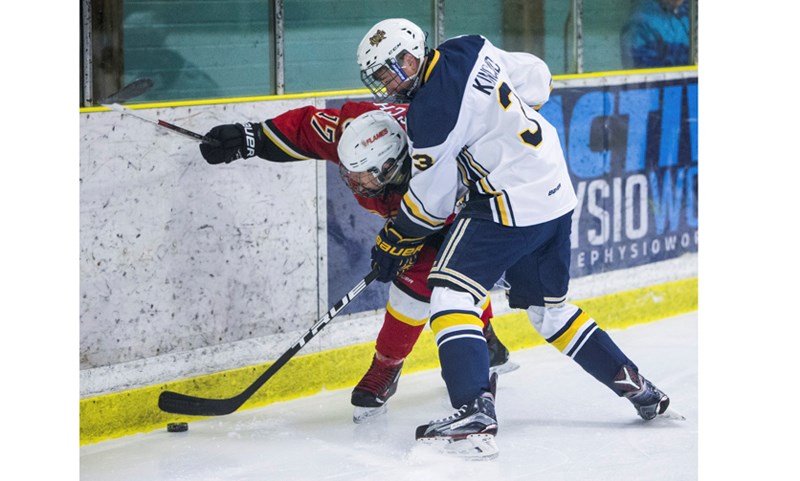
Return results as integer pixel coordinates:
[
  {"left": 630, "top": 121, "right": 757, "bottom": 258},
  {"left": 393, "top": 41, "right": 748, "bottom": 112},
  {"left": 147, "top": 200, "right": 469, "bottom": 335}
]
[{"left": 326, "top": 76, "right": 698, "bottom": 313}]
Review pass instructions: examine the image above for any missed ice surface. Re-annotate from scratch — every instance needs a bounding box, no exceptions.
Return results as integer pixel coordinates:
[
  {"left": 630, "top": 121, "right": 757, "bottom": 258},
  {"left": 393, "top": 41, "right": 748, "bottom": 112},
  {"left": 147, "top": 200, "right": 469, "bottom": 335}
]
[{"left": 80, "top": 313, "right": 698, "bottom": 481}]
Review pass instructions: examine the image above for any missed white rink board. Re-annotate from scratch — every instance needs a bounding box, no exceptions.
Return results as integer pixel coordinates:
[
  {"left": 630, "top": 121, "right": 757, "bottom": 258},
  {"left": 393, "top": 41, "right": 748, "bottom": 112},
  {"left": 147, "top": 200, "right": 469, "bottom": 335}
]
[{"left": 80, "top": 99, "right": 327, "bottom": 375}]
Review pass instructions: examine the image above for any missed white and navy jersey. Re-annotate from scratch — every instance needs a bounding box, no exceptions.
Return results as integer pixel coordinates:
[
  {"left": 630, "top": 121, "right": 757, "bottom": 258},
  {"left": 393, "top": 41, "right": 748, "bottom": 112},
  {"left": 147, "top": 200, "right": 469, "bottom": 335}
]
[{"left": 394, "top": 35, "right": 577, "bottom": 238}]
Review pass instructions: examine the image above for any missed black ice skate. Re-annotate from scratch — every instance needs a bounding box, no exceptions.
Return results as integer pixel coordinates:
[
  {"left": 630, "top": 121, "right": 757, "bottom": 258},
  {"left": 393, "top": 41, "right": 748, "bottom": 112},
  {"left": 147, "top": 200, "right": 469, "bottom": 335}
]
[
  {"left": 485, "top": 323, "right": 519, "bottom": 375},
  {"left": 415, "top": 388, "right": 499, "bottom": 460},
  {"left": 614, "top": 365, "right": 682, "bottom": 420},
  {"left": 351, "top": 354, "right": 403, "bottom": 423}
]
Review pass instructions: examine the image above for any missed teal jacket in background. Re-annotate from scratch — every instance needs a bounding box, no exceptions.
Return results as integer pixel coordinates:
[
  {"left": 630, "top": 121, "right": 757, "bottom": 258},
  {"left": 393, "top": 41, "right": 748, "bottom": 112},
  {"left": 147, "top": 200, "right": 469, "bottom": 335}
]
[{"left": 621, "top": 0, "right": 691, "bottom": 68}]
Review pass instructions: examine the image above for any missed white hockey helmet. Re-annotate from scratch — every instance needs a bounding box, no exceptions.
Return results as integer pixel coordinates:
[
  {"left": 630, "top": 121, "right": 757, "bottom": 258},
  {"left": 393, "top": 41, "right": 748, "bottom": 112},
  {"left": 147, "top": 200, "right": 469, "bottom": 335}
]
[
  {"left": 357, "top": 18, "right": 427, "bottom": 102},
  {"left": 337, "top": 110, "right": 409, "bottom": 198}
]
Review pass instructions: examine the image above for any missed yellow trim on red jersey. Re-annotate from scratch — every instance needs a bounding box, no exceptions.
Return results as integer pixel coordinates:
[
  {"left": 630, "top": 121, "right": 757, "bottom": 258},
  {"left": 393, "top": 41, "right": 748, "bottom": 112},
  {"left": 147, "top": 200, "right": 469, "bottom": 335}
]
[{"left": 262, "top": 123, "right": 314, "bottom": 160}]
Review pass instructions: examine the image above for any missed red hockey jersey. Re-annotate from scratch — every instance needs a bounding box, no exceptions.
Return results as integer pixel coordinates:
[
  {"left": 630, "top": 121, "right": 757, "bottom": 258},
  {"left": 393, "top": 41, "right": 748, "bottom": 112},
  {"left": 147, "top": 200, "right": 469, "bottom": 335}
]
[{"left": 257, "top": 101, "right": 409, "bottom": 219}]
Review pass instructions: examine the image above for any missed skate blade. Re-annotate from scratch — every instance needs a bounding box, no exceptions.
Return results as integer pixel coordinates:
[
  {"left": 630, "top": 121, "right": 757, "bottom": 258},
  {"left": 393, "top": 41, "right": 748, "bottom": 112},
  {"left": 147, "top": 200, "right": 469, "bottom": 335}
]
[
  {"left": 658, "top": 406, "right": 686, "bottom": 421},
  {"left": 417, "top": 434, "right": 499, "bottom": 461},
  {"left": 490, "top": 361, "right": 520, "bottom": 376},
  {"left": 352, "top": 404, "right": 387, "bottom": 424}
]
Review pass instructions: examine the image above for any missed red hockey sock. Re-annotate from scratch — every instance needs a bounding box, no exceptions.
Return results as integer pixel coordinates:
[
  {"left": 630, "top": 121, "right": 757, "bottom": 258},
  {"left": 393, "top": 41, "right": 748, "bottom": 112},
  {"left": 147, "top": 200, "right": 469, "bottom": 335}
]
[
  {"left": 480, "top": 301, "right": 494, "bottom": 330},
  {"left": 374, "top": 310, "right": 426, "bottom": 361}
]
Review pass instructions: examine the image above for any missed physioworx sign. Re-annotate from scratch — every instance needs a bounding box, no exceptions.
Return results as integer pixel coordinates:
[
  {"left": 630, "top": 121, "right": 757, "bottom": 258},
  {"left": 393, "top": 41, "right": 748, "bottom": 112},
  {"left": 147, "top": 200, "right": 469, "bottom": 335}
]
[{"left": 538, "top": 76, "right": 698, "bottom": 277}]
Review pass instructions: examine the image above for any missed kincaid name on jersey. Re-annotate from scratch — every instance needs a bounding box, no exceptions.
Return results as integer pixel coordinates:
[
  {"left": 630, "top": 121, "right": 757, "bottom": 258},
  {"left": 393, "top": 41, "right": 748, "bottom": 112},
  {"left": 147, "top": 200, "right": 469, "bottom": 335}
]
[{"left": 471, "top": 56, "right": 501, "bottom": 96}]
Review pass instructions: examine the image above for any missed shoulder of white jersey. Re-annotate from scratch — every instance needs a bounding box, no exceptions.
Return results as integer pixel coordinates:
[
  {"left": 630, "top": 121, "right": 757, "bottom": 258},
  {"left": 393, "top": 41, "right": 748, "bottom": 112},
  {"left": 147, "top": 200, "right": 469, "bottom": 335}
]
[{"left": 407, "top": 35, "right": 486, "bottom": 149}]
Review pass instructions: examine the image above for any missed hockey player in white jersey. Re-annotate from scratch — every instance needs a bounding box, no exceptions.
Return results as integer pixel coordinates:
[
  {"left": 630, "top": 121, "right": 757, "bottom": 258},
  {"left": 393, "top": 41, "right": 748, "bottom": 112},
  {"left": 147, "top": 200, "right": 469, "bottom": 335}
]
[{"left": 357, "top": 18, "right": 675, "bottom": 459}]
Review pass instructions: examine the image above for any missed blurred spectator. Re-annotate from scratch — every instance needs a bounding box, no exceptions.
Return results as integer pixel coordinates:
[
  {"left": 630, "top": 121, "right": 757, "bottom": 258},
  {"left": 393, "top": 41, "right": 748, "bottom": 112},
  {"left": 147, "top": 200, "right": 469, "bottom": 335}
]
[{"left": 621, "top": 0, "right": 691, "bottom": 68}]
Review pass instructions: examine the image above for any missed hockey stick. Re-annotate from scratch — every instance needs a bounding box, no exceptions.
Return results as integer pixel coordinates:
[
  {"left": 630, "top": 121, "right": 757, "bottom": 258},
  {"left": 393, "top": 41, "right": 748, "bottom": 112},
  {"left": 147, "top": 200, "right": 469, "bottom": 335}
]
[
  {"left": 158, "top": 268, "right": 381, "bottom": 416},
  {"left": 103, "top": 103, "right": 222, "bottom": 146},
  {"left": 99, "top": 78, "right": 221, "bottom": 146},
  {"left": 99, "top": 78, "right": 155, "bottom": 104}
]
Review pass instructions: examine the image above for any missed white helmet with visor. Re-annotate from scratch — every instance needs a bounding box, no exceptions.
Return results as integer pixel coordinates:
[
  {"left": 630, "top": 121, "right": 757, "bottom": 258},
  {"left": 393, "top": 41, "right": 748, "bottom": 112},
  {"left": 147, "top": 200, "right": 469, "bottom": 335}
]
[{"left": 357, "top": 18, "right": 427, "bottom": 102}]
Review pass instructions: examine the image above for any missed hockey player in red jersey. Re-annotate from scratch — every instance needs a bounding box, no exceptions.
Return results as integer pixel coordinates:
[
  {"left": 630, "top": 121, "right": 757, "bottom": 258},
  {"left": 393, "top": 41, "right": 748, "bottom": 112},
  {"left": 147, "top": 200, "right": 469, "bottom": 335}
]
[{"left": 198, "top": 101, "right": 517, "bottom": 423}]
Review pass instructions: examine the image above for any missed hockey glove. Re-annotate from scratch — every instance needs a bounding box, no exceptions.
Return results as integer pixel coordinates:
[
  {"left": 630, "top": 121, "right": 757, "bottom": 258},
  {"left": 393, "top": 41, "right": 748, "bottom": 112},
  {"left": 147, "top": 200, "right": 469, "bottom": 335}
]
[
  {"left": 371, "top": 222, "right": 425, "bottom": 283},
  {"left": 199, "top": 122, "right": 261, "bottom": 164}
]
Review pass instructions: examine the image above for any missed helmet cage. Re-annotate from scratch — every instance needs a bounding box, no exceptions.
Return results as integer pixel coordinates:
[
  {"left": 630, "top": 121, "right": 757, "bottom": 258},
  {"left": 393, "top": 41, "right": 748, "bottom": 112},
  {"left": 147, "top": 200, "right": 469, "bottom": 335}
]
[{"left": 361, "top": 53, "right": 415, "bottom": 103}]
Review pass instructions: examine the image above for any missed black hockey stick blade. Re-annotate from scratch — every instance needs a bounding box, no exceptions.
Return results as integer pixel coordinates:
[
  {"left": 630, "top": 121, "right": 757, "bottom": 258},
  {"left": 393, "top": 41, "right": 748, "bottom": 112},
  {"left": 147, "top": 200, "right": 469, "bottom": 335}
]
[
  {"left": 158, "top": 268, "right": 380, "bottom": 416},
  {"left": 98, "top": 78, "right": 154, "bottom": 104},
  {"left": 158, "top": 359, "right": 284, "bottom": 416}
]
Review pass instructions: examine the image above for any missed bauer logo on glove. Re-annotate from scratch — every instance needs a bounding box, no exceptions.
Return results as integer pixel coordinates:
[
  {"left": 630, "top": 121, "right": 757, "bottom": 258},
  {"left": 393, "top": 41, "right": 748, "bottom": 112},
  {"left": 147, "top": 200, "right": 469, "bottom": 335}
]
[
  {"left": 199, "top": 122, "right": 261, "bottom": 165},
  {"left": 370, "top": 223, "right": 425, "bottom": 283},
  {"left": 375, "top": 236, "right": 424, "bottom": 257}
]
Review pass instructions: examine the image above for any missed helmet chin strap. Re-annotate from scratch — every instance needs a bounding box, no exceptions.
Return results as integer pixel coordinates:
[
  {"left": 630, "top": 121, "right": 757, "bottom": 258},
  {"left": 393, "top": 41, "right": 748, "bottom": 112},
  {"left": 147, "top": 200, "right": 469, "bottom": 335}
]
[
  {"left": 395, "top": 77, "right": 421, "bottom": 102},
  {"left": 394, "top": 50, "right": 430, "bottom": 102},
  {"left": 389, "top": 155, "right": 412, "bottom": 189}
]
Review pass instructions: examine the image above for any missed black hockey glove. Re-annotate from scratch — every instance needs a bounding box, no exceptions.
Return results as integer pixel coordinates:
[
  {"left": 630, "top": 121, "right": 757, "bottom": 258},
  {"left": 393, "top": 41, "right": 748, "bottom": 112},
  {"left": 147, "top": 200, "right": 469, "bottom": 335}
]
[
  {"left": 371, "top": 222, "right": 425, "bottom": 283},
  {"left": 199, "top": 122, "right": 261, "bottom": 165}
]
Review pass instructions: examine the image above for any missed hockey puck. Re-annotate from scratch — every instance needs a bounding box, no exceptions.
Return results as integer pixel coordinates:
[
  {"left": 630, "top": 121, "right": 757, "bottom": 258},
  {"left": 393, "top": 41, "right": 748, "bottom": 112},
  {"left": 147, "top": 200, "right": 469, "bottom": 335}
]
[{"left": 167, "top": 422, "right": 188, "bottom": 433}]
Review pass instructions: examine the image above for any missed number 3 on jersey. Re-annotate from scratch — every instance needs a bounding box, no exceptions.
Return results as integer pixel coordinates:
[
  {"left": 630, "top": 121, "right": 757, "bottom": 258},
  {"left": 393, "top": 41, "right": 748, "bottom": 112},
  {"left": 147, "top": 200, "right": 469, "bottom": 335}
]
[
  {"left": 413, "top": 153, "right": 434, "bottom": 171},
  {"left": 498, "top": 82, "right": 543, "bottom": 149}
]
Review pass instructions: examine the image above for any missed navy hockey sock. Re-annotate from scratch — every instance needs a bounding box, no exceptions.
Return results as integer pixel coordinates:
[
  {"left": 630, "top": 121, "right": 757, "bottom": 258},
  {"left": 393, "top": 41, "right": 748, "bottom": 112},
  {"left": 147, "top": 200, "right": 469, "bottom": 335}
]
[
  {"left": 571, "top": 328, "right": 637, "bottom": 395},
  {"left": 545, "top": 309, "right": 635, "bottom": 395},
  {"left": 437, "top": 333, "right": 491, "bottom": 408}
]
